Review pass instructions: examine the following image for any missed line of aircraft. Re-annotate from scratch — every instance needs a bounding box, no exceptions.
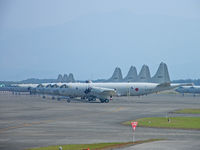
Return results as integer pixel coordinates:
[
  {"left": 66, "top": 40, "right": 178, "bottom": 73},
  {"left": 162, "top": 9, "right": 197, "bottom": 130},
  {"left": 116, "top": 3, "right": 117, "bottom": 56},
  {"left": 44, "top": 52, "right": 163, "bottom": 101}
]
[
  {"left": 30, "top": 82, "right": 191, "bottom": 103},
  {"left": 175, "top": 86, "right": 200, "bottom": 96},
  {"left": 0, "top": 62, "right": 193, "bottom": 103}
]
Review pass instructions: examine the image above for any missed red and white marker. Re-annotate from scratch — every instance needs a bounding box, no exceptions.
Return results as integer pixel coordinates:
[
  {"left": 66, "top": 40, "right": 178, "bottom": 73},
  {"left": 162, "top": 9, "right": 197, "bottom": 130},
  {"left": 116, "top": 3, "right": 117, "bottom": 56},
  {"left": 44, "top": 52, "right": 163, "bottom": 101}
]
[{"left": 131, "top": 122, "right": 138, "bottom": 131}]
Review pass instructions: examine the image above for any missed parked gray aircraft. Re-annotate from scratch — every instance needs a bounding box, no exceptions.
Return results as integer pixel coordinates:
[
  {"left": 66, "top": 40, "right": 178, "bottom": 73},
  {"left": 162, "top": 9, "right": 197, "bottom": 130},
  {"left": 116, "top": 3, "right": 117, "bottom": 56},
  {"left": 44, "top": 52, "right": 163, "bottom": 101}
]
[
  {"left": 175, "top": 86, "right": 200, "bottom": 96},
  {"left": 0, "top": 86, "right": 30, "bottom": 93},
  {"left": 1, "top": 62, "right": 191, "bottom": 103},
  {"left": 32, "top": 82, "right": 192, "bottom": 103},
  {"left": 9, "top": 78, "right": 190, "bottom": 103}
]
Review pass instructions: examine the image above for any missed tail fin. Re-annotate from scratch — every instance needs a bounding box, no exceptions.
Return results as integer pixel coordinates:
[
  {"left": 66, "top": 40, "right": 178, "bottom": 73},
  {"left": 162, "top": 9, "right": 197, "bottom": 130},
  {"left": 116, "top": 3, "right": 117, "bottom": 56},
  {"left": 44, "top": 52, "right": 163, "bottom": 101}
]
[
  {"left": 57, "top": 74, "right": 63, "bottom": 82},
  {"left": 124, "top": 66, "right": 138, "bottom": 82},
  {"left": 63, "top": 74, "right": 68, "bottom": 82},
  {"left": 108, "top": 67, "right": 123, "bottom": 82},
  {"left": 138, "top": 65, "right": 151, "bottom": 82},
  {"left": 68, "top": 73, "right": 75, "bottom": 83},
  {"left": 151, "top": 62, "right": 170, "bottom": 83}
]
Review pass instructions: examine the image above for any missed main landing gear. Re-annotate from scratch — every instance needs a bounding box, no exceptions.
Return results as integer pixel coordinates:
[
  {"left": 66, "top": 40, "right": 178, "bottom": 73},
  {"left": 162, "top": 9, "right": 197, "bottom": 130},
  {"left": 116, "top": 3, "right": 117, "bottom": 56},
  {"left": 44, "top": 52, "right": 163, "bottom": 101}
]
[
  {"left": 88, "top": 97, "right": 96, "bottom": 102},
  {"left": 100, "top": 99, "right": 109, "bottom": 103}
]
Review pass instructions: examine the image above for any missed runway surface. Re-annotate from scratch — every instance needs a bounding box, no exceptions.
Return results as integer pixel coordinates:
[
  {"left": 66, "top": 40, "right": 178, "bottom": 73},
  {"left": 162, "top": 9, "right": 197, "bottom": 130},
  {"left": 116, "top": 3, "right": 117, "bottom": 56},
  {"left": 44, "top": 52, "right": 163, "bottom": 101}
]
[{"left": 0, "top": 92, "right": 200, "bottom": 150}]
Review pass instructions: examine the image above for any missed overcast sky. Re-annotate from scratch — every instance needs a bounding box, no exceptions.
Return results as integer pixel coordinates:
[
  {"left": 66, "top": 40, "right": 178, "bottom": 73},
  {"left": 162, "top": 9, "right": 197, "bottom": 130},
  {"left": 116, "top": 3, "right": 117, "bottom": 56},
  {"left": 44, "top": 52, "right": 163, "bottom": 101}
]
[{"left": 0, "top": 0, "right": 200, "bottom": 81}]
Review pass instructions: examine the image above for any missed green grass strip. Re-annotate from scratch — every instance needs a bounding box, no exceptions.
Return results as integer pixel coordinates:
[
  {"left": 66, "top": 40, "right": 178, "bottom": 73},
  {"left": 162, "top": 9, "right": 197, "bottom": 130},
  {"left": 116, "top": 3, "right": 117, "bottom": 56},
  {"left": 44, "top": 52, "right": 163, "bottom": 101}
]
[
  {"left": 174, "top": 109, "right": 200, "bottom": 114},
  {"left": 26, "top": 139, "right": 162, "bottom": 150},
  {"left": 123, "top": 117, "right": 200, "bottom": 130},
  {"left": 27, "top": 143, "right": 122, "bottom": 150}
]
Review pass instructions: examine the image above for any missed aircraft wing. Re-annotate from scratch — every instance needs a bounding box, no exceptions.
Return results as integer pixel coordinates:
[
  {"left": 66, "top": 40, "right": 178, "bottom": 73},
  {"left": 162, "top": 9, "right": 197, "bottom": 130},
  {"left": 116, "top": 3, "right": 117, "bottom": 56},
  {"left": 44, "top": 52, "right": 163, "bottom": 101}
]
[{"left": 90, "top": 86, "right": 116, "bottom": 98}]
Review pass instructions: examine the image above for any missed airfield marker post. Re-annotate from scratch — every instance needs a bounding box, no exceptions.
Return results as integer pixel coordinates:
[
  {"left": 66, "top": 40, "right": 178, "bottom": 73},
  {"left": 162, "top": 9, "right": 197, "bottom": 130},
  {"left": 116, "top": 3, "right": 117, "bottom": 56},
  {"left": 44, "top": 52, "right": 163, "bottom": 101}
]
[
  {"left": 131, "top": 122, "right": 138, "bottom": 142},
  {"left": 132, "top": 130, "right": 135, "bottom": 142}
]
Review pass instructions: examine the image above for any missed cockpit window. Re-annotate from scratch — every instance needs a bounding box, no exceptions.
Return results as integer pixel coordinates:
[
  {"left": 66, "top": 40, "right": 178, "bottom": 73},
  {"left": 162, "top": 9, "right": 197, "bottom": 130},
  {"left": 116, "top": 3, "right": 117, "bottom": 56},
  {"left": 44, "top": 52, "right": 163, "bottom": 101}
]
[
  {"left": 37, "top": 84, "right": 44, "bottom": 88},
  {"left": 46, "top": 84, "right": 51, "bottom": 88},
  {"left": 60, "top": 84, "right": 68, "bottom": 88},
  {"left": 51, "top": 84, "right": 58, "bottom": 88}
]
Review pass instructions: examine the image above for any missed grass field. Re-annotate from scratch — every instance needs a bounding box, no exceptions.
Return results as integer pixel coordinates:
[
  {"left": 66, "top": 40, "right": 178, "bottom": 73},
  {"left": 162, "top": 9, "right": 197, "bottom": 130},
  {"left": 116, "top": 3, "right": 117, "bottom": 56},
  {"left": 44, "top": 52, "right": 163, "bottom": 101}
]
[
  {"left": 26, "top": 139, "right": 161, "bottom": 150},
  {"left": 123, "top": 117, "right": 200, "bottom": 130},
  {"left": 174, "top": 109, "right": 200, "bottom": 114}
]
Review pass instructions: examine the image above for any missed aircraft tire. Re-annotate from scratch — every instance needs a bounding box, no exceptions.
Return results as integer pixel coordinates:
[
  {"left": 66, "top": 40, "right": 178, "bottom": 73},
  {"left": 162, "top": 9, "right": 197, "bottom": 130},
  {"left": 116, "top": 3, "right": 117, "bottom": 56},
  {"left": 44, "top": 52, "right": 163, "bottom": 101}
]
[
  {"left": 88, "top": 97, "right": 95, "bottom": 102},
  {"left": 100, "top": 99, "right": 105, "bottom": 103},
  {"left": 67, "top": 99, "right": 71, "bottom": 103},
  {"left": 105, "top": 99, "right": 109, "bottom": 103}
]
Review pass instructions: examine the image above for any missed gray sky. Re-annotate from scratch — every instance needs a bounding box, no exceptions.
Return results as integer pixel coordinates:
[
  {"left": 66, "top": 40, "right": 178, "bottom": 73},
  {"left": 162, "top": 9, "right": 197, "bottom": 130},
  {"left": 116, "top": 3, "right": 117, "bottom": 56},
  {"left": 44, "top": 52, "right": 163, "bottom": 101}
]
[{"left": 0, "top": 0, "right": 200, "bottom": 81}]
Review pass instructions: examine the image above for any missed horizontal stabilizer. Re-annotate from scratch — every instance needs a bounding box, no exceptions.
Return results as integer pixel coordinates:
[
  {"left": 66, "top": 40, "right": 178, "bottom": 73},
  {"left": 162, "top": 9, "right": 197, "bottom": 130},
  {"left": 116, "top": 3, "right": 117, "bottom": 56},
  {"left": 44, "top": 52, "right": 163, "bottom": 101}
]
[{"left": 171, "top": 83, "right": 193, "bottom": 88}]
